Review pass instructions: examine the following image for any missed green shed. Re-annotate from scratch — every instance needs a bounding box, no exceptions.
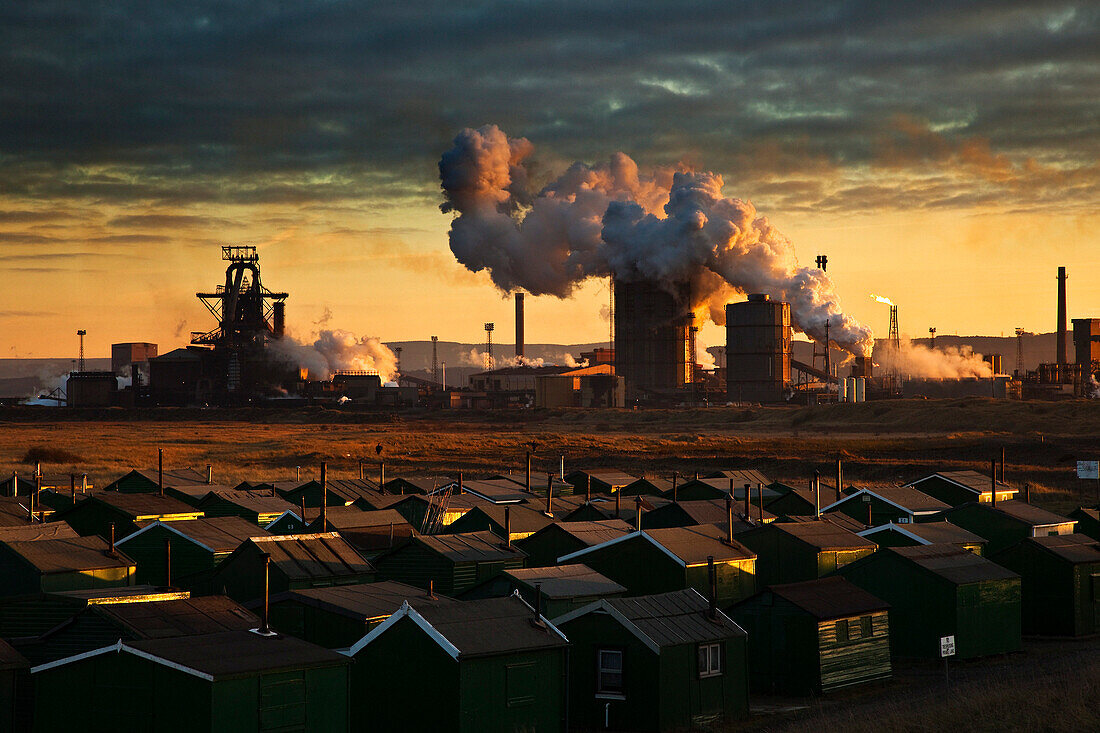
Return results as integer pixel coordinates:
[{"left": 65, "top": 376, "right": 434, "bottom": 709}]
[
  {"left": 30, "top": 595, "right": 260, "bottom": 666},
  {"left": 0, "top": 639, "right": 29, "bottom": 733},
  {"left": 32, "top": 630, "right": 350, "bottom": 733},
  {"left": 990, "top": 534, "right": 1100, "bottom": 637},
  {"left": 306, "top": 508, "right": 415, "bottom": 553},
  {"left": 945, "top": 500, "right": 1077, "bottom": 554},
  {"left": 445, "top": 503, "right": 555, "bottom": 544},
  {"left": 346, "top": 595, "right": 569, "bottom": 733},
  {"left": 858, "top": 521, "right": 987, "bottom": 554},
  {"left": 559, "top": 526, "right": 757, "bottom": 606},
  {"left": 904, "top": 470, "right": 1017, "bottom": 506},
  {"left": 728, "top": 576, "right": 891, "bottom": 694},
  {"left": 263, "top": 580, "right": 457, "bottom": 648},
  {"left": 52, "top": 493, "right": 204, "bottom": 542},
  {"left": 462, "top": 564, "right": 628, "bottom": 618},
  {"left": 207, "top": 533, "right": 374, "bottom": 603},
  {"left": 554, "top": 588, "right": 749, "bottom": 732},
  {"left": 0, "top": 586, "right": 187, "bottom": 643},
  {"left": 102, "top": 467, "right": 210, "bottom": 494},
  {"left": 736, "top": 521, "right": 878, "bottom": 586},
  {"left": 839, "top": 544, "right": 1022, "bottom": 659},
  {"left": 514, "top": 519, "right": 633, "bottom": 568},
  {"left": 0, "top": 522, "right": 78, "bottom": 543},
  {"left": 116, "top": 517, "right": 270, "bottom": 586},
  {"left": 565, "top": 470, "right": 638, "bottom": 496},
  {"left": 642, "top": 499, "right": 774, "bottom": 531},
  {"left": 620, "top": 476, "right": 673, "bottom": 497},
  {"left": 1069, "top": 507, "right": 1100, "bottom": 541},
  {"left": 765, "top": 486, "right": 821, "bottom": 517},
  {"left": 0, "top": 536, "right": 136, "bottom": 597},
  {"left": 372, "top": 530, "right": 526, "bottom": 596},
  {"left": 196, "top": 490, "right": 296, "bottom": 526},
  {"left": 821, "top": 486, "right": 950, "bottom": 527}
]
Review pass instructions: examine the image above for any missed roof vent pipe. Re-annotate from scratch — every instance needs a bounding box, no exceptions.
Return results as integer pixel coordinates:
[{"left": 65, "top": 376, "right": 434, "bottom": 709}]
[
  {"left": 206, "top": 465, "right": 212, "bottom": 485},
  {"left": 635, "top": 496, "right": 644, "bottom": 532},
  {"left": 725, "top": 496, "right": 734, "bottom": 543},
  {"left": 757, "top": 483, "right": 765, "bottom": 524},
  {"left": 836, "top": 459, "right": 843, "bottom": 503},
  {"left": 504, "top": 507, "right": 512, "bottom": 548},
  {"left": 990, "top": 459, "right": 997, "bottom": 508},
  {"left": 108, "top": 523, "right": 116, "bottom": 557},
  {"left": 813, "top": 470, "right": 821, "bottom": 518},
  {"left": 707, "top": 556, "right": 718, "bottom": 619},
  {"left": 158, "top": 448, "right": 163, "bottom": 497},
  {"left": 545, "top": 474, "right": 553, "bottom": 515},
  {"left": 260, "top": 552, "right": 271, "bottom": 634},
  {"left": 672, "top": 472, "right": 678, "bottom": 502},
  {"left": 320, "top": 462, "right": 328, "bottom": 532}
]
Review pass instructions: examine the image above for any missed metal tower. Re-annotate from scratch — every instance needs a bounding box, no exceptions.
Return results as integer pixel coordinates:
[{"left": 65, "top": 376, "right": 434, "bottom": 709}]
[
  {"left": 1015, "top": 327, "right": 1025, "bottom": 376},
  {"left": 815, "top": 254, "right": 828, "bottom": 271},
  {"left": 928, "top": 327, "right": 936, "bottom": 347},
  {"left": 76, "top": 330, "right": 87, "bottom": 372},
  {"left": 393, "top": 346, "right": 402, "bottom": 378},
  {"left": 484, "top": 323, "right": 494, "bottom": 371},
  {"left": 430, "top": 336, "right": 439, "bottom": 385},
  {"left": 887, "top": 305, "right": 901, "bottom": 393},
  {"left": 812, "top": 256, "right": 828, "bottom": 373}
]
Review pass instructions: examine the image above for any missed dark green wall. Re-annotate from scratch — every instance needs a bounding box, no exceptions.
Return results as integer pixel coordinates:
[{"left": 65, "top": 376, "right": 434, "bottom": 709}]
[{"left": 991, "top": 543, "right": 1099, "bottom": 637}]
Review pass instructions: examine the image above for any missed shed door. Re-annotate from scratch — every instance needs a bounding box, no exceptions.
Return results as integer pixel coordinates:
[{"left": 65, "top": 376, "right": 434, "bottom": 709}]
[{"left": 260, "top": 670, "right": 306, "bottom": 732}]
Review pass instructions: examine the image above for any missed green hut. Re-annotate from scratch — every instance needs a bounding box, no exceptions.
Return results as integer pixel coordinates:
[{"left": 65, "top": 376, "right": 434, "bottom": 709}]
[
  {"left": 554, "top": 589, "right": 749, "bottom": 732},
  {"left": 306, "top": 508, "right": 415, "bottom": 553},
  {"left": 990, "top": 534, "right": 1100, "bottom": 637},
  {"left": 822, "top": 486, "right": 950, "bottom": 526},
  {"left": 445, "top": 503, "right": 555, "bottom": 544},
  {"left": 0, "top": 639, "right": 28, "bottom": 733},
  {"left": 728, "top": 576, "right": 891, "bottom": 694},
  {"left": 0, "top": 522, "right": 78, "bottom": 542},
  {"left": 839, "top": 544, "right": 1022, "bottom": 659},
  {"left": 52, "top": 493, "right": 204, "bottom": 541},
  {"left": 462, "top": 564, "right": 628, "bottom": 617},
  {"left": 373, "top": 531, "right": 525, "bottom": 596},
  {"left": 736, "top": 521, "right": 877, "bottom": 586},
  {"left": 264, "top": 580, "right": 456, "bottom": 648},
  {"left": 115, "top": 517, "right": 270, "bottom": 586},
  {"left": 1069, "top": 507, "right": 1100, "bottom": 541},
  {"left": 564, "top": 470, "right": 638, "bottom": 496},
  {"left": 32, "top": 630, "right": 349, "bottom": 733},
  {"left": 559, "top": 526, "right": 757, "bottom": 606},
  {"left": 0, "top": 586, "right": 187, "bottom": 643},
  {"left": 514, "top": 519, "right": 632, "bottom": 567},
  {"left": 642, "top": 499, "right": 774, "bottom": 530},
  {"left": 0, "top": 536, "right": 136, "bottom": 597},
  {"left": 207, "top": 533, "right": 374, "bottom": 603},
  {"left": 102, "top": 467, "right": 210, "bottom": 494},
  {"left": 346, "top": 595, "right": 568, "bottom": 733},
  {"left": 620, "top": 476, "right": 673, "bottom": 497},
  {"left": 765, "top": 486, "right": 821, "bottom": 517},
  {"left": 945, "top": 500, "right": 1077, "bottom": 554},
  {"left": 858, "top": 521, "right": 986, "bottom": 554},
  {"left": 30, "top": 595, "right": 259, "bottom": 665},
  {"left": 904, "top": 470, "right": 1017, "bottom": 506},
  {"left": 196, "top": 490, "right": 296, "bottom": 526}
]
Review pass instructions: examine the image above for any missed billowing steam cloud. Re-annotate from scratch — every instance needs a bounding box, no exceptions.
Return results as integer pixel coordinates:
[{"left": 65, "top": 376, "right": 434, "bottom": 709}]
[
  {"left": 876, "top": 339, "right": 993, "bottom": 379},
  {"left": 440, "top": 125, "right": 873, "bottom": 356},
  {"left": 270, "top": 329, "right": 398, "bottom": 382}
]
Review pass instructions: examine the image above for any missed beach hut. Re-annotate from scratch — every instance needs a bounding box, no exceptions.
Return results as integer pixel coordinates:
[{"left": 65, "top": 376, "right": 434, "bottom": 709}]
[
  {"left": 736, "top": 521, "right": 877, "bottom": 586},
  {"left": 373, "top": 531, "right": 525, "bottom": 596}
]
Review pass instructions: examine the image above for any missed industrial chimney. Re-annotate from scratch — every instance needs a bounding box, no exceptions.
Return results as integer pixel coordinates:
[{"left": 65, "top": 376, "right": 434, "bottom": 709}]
[
  {"left": 515, "top": 292, "right": 525, "bottom": 358},
  {"left": 1057, "top": 267, "right": 1068, "bottom": 368}
]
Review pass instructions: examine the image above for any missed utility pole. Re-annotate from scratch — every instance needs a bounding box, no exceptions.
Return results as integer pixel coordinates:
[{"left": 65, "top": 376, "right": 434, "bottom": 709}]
[
  {"left": 484, "top": 323, "right": 494, "bottom": 371},
  {"left": 928, "top": 327, "right": 936, "bottom": 348},
  {"left": 76, "top": 330, "right": 87, "bottom": 372}
]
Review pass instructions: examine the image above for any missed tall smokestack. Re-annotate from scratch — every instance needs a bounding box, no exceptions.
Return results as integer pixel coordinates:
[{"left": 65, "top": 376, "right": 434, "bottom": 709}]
[
  {"left": 1057, "top": 266, "right": 1068, "bottom": 368},
  {"left": 515, "top": 292, "right": 525, "bottom": 358}
]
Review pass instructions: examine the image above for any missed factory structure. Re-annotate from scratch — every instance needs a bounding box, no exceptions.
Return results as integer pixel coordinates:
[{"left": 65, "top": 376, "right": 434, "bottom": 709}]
[{"left": 36, "top": 252, "right": 1100, "bottom": 409}]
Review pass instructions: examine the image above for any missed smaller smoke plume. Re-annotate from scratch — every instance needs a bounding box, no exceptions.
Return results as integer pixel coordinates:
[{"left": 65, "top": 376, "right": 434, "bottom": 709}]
[
  {"left": 876, "top": 339, "right": 993, "bottom": 379},
  {"left": 563, "top": 353, "right": 589, "bottom": 369},
  {"left": 270, "top": 329, "right": 398, "bottom": 381},
  {"left": 870, "top": 294, "right": 896, "bottom": 306},
  {"left": 464, "top": 350, "right": 548, "bottom": 370}
]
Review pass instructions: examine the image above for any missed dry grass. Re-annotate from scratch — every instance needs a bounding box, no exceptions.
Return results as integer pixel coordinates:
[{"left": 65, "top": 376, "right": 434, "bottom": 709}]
[{"left": 0, "top": 400, "right": 1096, "bottom": 512}]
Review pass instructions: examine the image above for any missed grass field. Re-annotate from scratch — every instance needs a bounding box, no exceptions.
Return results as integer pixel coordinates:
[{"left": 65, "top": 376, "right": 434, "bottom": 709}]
[{"left": 1, "top": 397, "right": 1097, "bottom": 511}]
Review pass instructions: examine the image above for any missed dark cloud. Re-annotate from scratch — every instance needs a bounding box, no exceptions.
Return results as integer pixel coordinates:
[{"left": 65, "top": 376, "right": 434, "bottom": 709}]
[{"left": 0, "top": 2, "right": 1096, "bottom": 212}]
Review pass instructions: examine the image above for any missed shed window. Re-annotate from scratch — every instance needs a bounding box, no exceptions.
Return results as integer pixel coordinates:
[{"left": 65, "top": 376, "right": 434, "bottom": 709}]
[
  {"left": 506, "top": 663, "right": 536, "bottom": 707},
  {"left": 597, "top": 649, "right": 624, "bottom": 695},
  {"left": 860, "top": 615, "right": 873, "bottom": 638},
  {"left": 835, "top": 619, "right": 849, "bottom": 642},
  {"left": 698, "top": 642, "right": 723, "bottom": 678}
]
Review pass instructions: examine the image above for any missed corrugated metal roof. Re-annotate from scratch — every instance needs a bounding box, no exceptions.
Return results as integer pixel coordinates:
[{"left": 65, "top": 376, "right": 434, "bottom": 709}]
[
  {"left": 985, "top": 500, "right": 1074, "bottom": 527},
  {"left": 771, "top": 521, "right": 878, "bottom": 551},
  {"left": 49, "top": 586, "right": 190, "bottom": 604},
  {"left": 765, "top": 577, "right": 890, "bottom": 620},
  {"left": 383, "top": 476, "right": 453, "bottom": 494},
  {"left": 626, "top": 477, "right": 674, "bottom": 494},
  {"left": 607, "top": 589, "right": 745, "bottom": 647},
  {"left": 248, "top": 533, "right": 373, "bottom": 579},
  {"left": 200, "top": 490, "right": 295, "bottom": 514},
  {"left": 781, "top": 513, "right": 867, "bottom": 533},
  {"left": 130, "top": 517, "right": 270, "bottom": 553},
  {"left": 3, "top": 536, "right": 135, "bottom": 573},
  {"left": 453, "top": 480, "right": 530, "bottom": 504},
  {"left": 885, "top": 521, "right": 985, "bottom": 545},
  {"left": 1026, "top": 534, "right": 1100, "bottom": 564},
  {"left": 891, "top": 544, "right": 1019, "bottom": 584},
  {"left": 504, "top": 564, "right": 626, "bottom": 598},
  {"left": 317, "top": 508, "right": 411, "bottom": 531},
  {"left": 552, "top": 519, "right": 634, "bottom": 545},
  {"left": 462, "top": 504, "right": 555, "bottom": 533},
  {"left": 90, "top": 596, "right": 259, "bottom": 638},
  {"left": 840, "top": 486, "right": 950, "bottom": 512},
  {"left": 917, "top": 470, "right": 1011, "bottom": 494},
  {"left": 0, "top": 522, "right": 79, "bottom": 541},
  {"left": 126, "top": 629, "right": 347, "bottom": 679},
  {"left": 129, "top": 468, "right": 210, "bottom": 487},
  {"left": 414, "top": 531, "right": 527, "bottom": 563},
  {"left": 644, "top": 526, "right": 756, "bottom": 564},
  {"left": 707, "top": 469, "right": 773, "bottom": 486},
  {"left": 411, "top": 595, "right": 568, "bottom": 657},
  {"left": 271, "top": 581, "right": 457, "bottom": 621},
  {"left": 85, "top": 492, "right": 202, "bottom": 518},
  {"left": 325, "top": 478, "right": 384, "bottom": 502}
]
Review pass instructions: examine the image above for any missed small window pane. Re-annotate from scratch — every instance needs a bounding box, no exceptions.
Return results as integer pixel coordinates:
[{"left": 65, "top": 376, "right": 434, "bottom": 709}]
[
  {"left": 836, "top": 620, "right": 849, "bottom": 642},
  {"left": 861, "top": 616, "right": 873, "bottom": 637}
]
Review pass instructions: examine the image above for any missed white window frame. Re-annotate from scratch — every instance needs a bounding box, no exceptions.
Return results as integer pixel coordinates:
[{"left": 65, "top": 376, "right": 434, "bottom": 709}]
[
  {"left": 698, "top": 642, "right": 722, "bottom": 678},
  {"left": 596, "top": 648, "right": 625, "bottom": 699}
]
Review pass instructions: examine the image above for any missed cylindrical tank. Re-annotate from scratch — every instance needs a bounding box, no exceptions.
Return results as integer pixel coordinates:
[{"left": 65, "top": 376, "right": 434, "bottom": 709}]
[
  {"left": 615, "top": 279, "right": 693, "bottom": 396},
  {"left": 726, "top": 294, "right": 791, "bottom": 404},
  {"left": 855, "top": 377, "right": 866, "bottom": 402},
  {"left": 851, "top": 356, "right": 873, "bottom": 378},
  {"left": 838, "top": 376, "right": 849, "bottom": 402}
]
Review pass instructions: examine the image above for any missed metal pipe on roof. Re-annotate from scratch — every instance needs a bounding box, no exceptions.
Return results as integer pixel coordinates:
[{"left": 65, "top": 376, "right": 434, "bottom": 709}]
[
  {"left": 108, "top": 523, "right": 116, "bottom": 556},
  {"left": 206, "top": 465, "right": 212, "bottom": 485},
  {"left": 725, "top": 496, "right": 733, "bottom": 544},
  {"left": 707, "top": 556, "right": 717, "bottom": 620},
  {"left": 320, "top": 462, "right": 328, "bottom": 532},
  {"left": 358, "top": 460, "right": 363, "bottom": 481},
  {"left": 990, "top": 459, "right": 997, "bottom": 508},
  {"left": 300, "top": 497, "right": 307, "bottom": 530},
  {"left": 615, "top": 490, "right": 621, "bottom": 519},
  {"left": 158, "top": 448, "right": 163, "bottom": 496},
  {"left": 380, "top": 461, "right": 386, "bottom": 490},
  {"left": 813, "top": 470, "right": 820, "bottom": 518},
  {"left": 585, "top": 475, "right": 591, "bottom": 504},
  {"left": 260, "top": 552, "right": 271, "bottom": 634},
  {"left": 743, "top": 483, "right": 750, "bottom": 520},
  {"left": 505, "top": 507, "right": 512, "bottom": 547},
  {"left": 165, "top": 539, "right": 172, "bottom": 587},
  {"left": 295, "top": 466, "right": 300, "bottom": 482},
  {"left": 757, "top": 483, "right": 764, "bottom": 524},
  {"left": 428, "top": 579, "right": 436, "bottom": 599},
  {"left": 836, "top": 459, "right": 843, "bottom": 503},
  {"left": 1024, "top": 482, "right": 1030, "bottom": 504},
  {"left": 545, "top": 474, "right": 553, "bottom": 515},
  {"left": 10, "top": 470, "right": 16, "bottom": 498},
  {"left": 81, "top": 473, "right": 87, "bottom": 494},
  {"left": 458, "top": 471, "right": 464, "bottom": 494},
  {"left": 635, "top": 497, "right": 644, "bottom": 532},
  {"left": 27, "top": 488, "right": 34, "bottom": 524},
  {"left": 70, "top": 473, "right": 76, "bottom": 501},
  {"left": 672, "top": 472, "right": 678, "bottom": 502},
  {"left": 526, "top": 451, "right": 532, "bottom": 492}
]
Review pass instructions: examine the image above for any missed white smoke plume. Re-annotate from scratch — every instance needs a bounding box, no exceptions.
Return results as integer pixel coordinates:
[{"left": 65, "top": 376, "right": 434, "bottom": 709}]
[
  {"left": 270, "top": 329, "right": 398, "bottom": 382},
  {"left": 463, "top": 349, "right": 548, "bottom": 370},
  {"left": 440, "top": 125, "right": 873, "bottom": 356},
  {"left": 563, "top": 353, "right": 590, "bottom": 369},
  {"left": 876, "top": 339, "right": 993, "bottom": 379}
]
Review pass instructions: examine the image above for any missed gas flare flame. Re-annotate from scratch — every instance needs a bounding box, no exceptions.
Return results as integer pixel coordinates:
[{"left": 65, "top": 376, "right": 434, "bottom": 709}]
[{"left": 870, "top": 294, "right": 895, "bottom": 306}]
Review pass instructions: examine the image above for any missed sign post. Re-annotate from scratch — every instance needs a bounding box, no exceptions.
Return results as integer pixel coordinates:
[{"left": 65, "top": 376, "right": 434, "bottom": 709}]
[
  {"left": 1078, "top": 461, "right": 1099, "bottom": 503},
  {"left": 940, "top": 635, "right": 955, "bottom": 684}
]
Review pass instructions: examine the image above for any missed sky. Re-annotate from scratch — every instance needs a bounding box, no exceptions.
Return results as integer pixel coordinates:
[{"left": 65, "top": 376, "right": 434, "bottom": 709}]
[{"left": 1, "top": 1, "right": 1098, "bottom": 359}]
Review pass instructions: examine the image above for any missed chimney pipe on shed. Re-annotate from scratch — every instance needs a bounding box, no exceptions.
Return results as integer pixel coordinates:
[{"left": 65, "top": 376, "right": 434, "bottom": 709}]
[
  {"left": 813, "top": 470, "right": 821, "bottom": 518},
  {"left": 1024, "top": 482, "right": 1030, "bottom": 504},
  {"left": 158, "top": 448, "right": 163, "bottom": 497},
  {"left": 725, "top": 496, "right": 734, "bottom": 543},
  {"left": 672, "top": 472, "right": 678, "bottom": 502},
  {"left": 757, "top": 483, "right": 764, "bottom": 524},
  {"left": 615, "top": 489, "right": 621, "bottom": 519},
  {"left": 320, "top": 462, "right": 328, "bottom": 531},
  {"left": 635, "top": 496, "right": 644, "bottom": 532},
  {"left": 206, "top": 465, "right": 212, "bottom": 485},
  {"left": 546, "top": 474, "right": 553, "bottom": 515},
  {"left": 836, "top": 459, "right": 843, "bottom": 503},
  {"left": 108, "top": 523, "right": 116, "bottom": 556},
  {"left": 707, "top": 556, "right": 717, "bottom": 620},
  {"left": 260, "top": 552, "right": 271, "bottom": 634},
  {"left": 504, "top": 507, "right": 512, "bottom": 547},
  {"left": 585, "top": 475, "right": 591, "bottom": 504},
  {"left": 990, "top": 459, "right": 997, "bottom": 507}
]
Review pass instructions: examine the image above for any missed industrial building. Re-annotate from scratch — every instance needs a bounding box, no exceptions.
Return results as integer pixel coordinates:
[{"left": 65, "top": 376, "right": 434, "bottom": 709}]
[
  {"left": 613, "top": 279, "right": 695, "bottom": 398},
  {"left": 726, "top": 294, "right": 792, "bottom": 403}
]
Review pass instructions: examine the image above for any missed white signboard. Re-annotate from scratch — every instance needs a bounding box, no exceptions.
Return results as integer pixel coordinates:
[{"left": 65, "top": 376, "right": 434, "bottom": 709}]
[
  {"left": 1078, "top": 461, "right": 1099, "bottom": 480},
  {"left": 940, "top": 635, "right": 955, "bottom": 658}
]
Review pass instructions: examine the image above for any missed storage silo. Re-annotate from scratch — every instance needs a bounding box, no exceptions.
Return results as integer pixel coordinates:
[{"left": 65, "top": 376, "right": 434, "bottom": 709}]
[
  {"left": 726, "top": 294, "right": 791, "bottom": 403},
  {"left": 613, "top": 279, "right": 694, "bottom": 397}
]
